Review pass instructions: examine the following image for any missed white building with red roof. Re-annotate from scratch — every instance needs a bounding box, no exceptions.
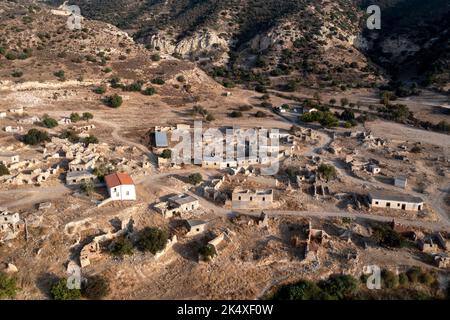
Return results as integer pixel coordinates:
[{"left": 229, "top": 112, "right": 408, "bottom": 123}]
[{"left": 104, "top": 172, "right": 136, "bottom": 201}]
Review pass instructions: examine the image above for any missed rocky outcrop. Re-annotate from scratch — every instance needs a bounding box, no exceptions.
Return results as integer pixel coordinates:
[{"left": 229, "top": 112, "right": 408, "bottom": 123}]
[{"left": 148, "top": 30, "right": 228, "bottom": 57}]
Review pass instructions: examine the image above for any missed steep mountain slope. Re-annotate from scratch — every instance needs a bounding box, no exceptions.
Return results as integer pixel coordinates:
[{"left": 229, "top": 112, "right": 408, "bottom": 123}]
[
  {"left": 361, "top": 0, "right": 450, "bottom": 89},
  {"left": 41, "top": 0, "right": 450, "bottom": 92},
  {"left": 0, "top": 1, "right": 221, "bottom": 94}
]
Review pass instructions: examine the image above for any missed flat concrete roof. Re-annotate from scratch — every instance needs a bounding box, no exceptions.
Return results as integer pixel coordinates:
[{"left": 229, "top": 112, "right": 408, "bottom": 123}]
[
  {"left": 155, "top": 131, "right": 168, "bottom": 148},
  {"left": 369, "top": 190, "right": 423, "bottom": 204},
  {"left": 169, "top": 194, "right": 198, "bottom": 206},
  {"left": 187, "top": 220, "right": 207, "bottom": 228}
]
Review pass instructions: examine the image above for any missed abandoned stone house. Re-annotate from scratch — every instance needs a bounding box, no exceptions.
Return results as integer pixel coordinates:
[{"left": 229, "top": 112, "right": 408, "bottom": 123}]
[
  {"left": 58, "top": 117, "right": 72, "bottom": 125},
  {"left": 155, "top": 194, "right": 200, "bottom": 218},
  {"left": 0, "top": 210, "right": 21, "bottom": 241},
  {"left": 434, "top": 254, "right": 450, "bottom": 268},
  {"left": 68, "top": 157, "right": 96, "bottom": 172},
  {"left": 232, "top": 189, "right": 274, "bottom": 210},
  {"left": 186, "top": 220, "right": 207, "bottom": 237},
  {"left": 418, "top": 237, "right": 438, "bottom": 253},
  {"left": 394, "top": 176, "right": 408, "bottom": 189},
  {"left": 367, "top": 164, "right": 381, "bottom": 174},
  {"left": 8, "top": 107, "right": 24, "bottom": 115},
  {"left": 202, "top": 157, "right": 238, "bottom": 169},
  {"left": 369, "top": 191, "right": 424, "bottom": 211},
  {"left": 0, "top": 153, "right": 20, "bottom": 166},
  {"left": 66, "top": 170, "right": 97, "bottom": 186},
  {"left": 18, "top": 116, "right": 40, "bottom": 124},
  {"left": 4, "top": 126, "right": 23, "bottom": 133},
  {"left": 80, "top": 240, "right": 101, "bottom": 268}
]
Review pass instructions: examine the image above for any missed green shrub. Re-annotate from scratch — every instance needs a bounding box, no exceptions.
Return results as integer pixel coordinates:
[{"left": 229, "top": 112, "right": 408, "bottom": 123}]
[
  {"left": 93, "top": 86, "right": 106, "bottom": 94},
  {"left": 23, "top": 129, "right": 50, "bottom": 145},
  {"left": 42, "top": 116, "right": 58, "bottom": 128},
  {"left": 274, "top": 280, "right": 323, "bottom": 300},
  {"left": 419, "top": 271, "right": 435, "bottom": 286},
  {"left": 80, "top": 180, "right": 95, "bottom": 195},
  {"left": 82, "top": 275, "right": 110, "bottom": 300},
  {"left": 317, "top": 163, "right": 337, "bottom": 180},
  {"left": 188, "top": 173, "right": 203, "bottom": 185},
  {"left": 11, "top": 70, "right": 23, "bottom": 77},
  {"left": 106, "top": 94, "right": 123, "bottom": 108},
  {"left": 199, "top": 244, "right": 217, "bottom": 261},
  {"left": 407, "top": 267, "right": 422, "bottom": 283},
  {"left": 60, "top": 130, "right": 80, "bottom": 143},
  {"left": 142, "top": 87, "right": 156, "bottom": 96},
  {"left": 238, "top": 105, "right": 253, "bottom": 112},
  {"left": 318, "top": 274, "right": 358, "bottom": 300},
  {"left": 176, "top": 75, "right": 186, "bottom": 82},
  {"left": 373, "top": 224, "right": 405, "bottom": 248},
  {"left": 50, "top": 279, "right": 81, "bottom": 300},
  {"left": 102, "top": 67, "right": 112, "bottom": 73},
  {"left": 82, "top": 135, "right": 99, "bottom": 146},
  {"left": 111, "top": 237, "right": 134, "bottom": 257},
  {"left": 0, "top": 272, "right": 18, "bottom": 299},
  {"left": 70, "top": 113, "right": 81, "bottom": 123},
  {"left": 399, "top": 273, "right": 409, "bottom": 286},
  {"left": 160, "top": 149, "right": 172, "bottom": 159},
  {"left": 0, "top": 163, "right": 10, "bottom": 176},
  {"left": 255, "top": 111, "right": 267, "bottom": 118},
  {"left": 205, "top": 113, "right": 215, "bottom": 122},
  {"left": 151, "top": 78, "right": 165, "bottom": 85},
  {"left": 229, "top": 111, "right": 243, "bottom": 118},
  {"left": 123, "top": 81, "right": 144, "bottom": 92},
  {"left": 82, "top": 112, "right": 94, "bottom": 121},
  {"left": 150, "top": 54, "right": 161, "bottom": 61},
  {"left": 54, "top": 70, "right": 65, "bottom": 80},
  {"left": 382, "top": 270, "right": 399, "bottom": 289},
  {"left": 136, "top": 227, "right": 168, "bottom": 254}
]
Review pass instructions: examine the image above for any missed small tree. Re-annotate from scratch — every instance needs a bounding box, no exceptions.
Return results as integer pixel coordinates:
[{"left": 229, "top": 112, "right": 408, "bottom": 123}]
[
  {"left": 188, "top": 173, "right": 203, "bottom": 185},
  {"left": 136, "top": 227, "right": 168, "bottom": 254},
  {"left": 318, "top": 274, "right": 358, "bottom": 300},
  {"left": 82, "top": 112, "right": 94, "bottom": 121},
  {"left": 82, "top": 275, "right": 110, "bottom": 300},
  {"left": 81, "top": 180, "right": 95, "bottom": 195},
  {"left": 42, "top": 115, "right": 58, "bottom": 128},
  {"left": 381, "top": 270, "right": 399, "bottom": 289},
  {"left": 111, "top": 237, "right": 134, "bottom": 257},
  {"left": 160, "top": 149, "right": 172, "bottom": 159},
  {"left": 229, "top": 111, "right": 243, "bottom": 118},
  {"left": 340, "top": 97, "right": 349, "bottom": 107},
  {"left": 150, "top": 54, "right": 161, "bottom": 61},
  {"left": 0, "top": 272, "right": 18, "bottom": 299},
  {"left": 199, "top": 244, "right": 217, "bottom": 262},
  {"left": 70, "top": 112, "right": 81, "bottom": 123},
  {"left": 93, "top": 86, "right": 106, "bottom": 94},
  {"left": 205, "top": 113, "right": 215, "bottom": 122},
  {"left": 255, "top": 111, "right": 267, "bottom": 118},
  {"left": 151, "top": 78, "right": 165, "bottom": 85},
  {"left": 23, "top": 129, "right": 50, "bottom": 145},
  {"left": 0, "top": 163, "right": 10, "bottom": 176},
  {"left": 82, "top": 135, "right": 99, "bottom": 146},
  {"left": 317, "top": 163, "right": 337, "bottom": 180},
  {"left": 54, "top": 70, "right": 65, "bottom": 80},
  {"left": 106, "top": 94, "right": 123, "bottom": 108},
  {"left": 329, "top": 98, "right": 336, "bottom": 105},
  {"left": 51, "top": 278, "right": 81, "bottom": 300},
  {"left": 142, "top": 87, "right": 156, "bottom": 96},
  {"left": 406, "top": 267, "right": 422, "bottom": 283}
]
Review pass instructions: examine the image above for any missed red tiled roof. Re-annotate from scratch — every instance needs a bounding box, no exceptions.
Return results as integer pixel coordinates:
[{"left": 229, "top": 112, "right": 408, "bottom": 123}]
[{"left": 104, "top": 173, "right": 134, "bottom": 188}]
